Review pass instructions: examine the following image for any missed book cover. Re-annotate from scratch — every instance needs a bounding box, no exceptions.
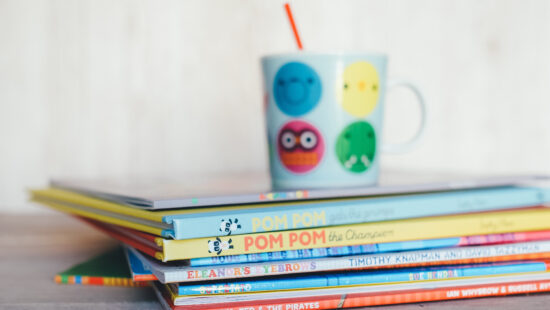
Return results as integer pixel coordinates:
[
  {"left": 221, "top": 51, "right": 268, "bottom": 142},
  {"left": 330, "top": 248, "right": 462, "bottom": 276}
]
[
  {"left": 51, "top": 173, "right": 546, "bottom": 209},
  {"left": 71, "top": 207, "right": 550, "bottom": 261},
  {"left": 126, "top": 240, "right": 550, "bottom": 283},
  {"left": 173, "top": 261, "right": 550, "bottom": 295},
  {"left": 31, "top": 186, "right": 550, "bottom": 240},
  {"left": 55, "top": 246, "right": 150, "bottom": 286}
]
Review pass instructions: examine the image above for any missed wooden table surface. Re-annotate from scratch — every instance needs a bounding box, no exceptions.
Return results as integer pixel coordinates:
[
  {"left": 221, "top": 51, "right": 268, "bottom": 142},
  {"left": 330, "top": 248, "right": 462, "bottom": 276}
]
[{"left": 2, "top": 213, "right": 550, "bottom": 310}]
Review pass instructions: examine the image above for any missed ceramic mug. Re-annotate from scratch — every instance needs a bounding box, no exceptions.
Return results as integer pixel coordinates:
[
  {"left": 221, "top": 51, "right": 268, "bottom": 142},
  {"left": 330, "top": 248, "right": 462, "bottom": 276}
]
[{"left": 261, "top": 53, "right": 426, "bottom": 189}]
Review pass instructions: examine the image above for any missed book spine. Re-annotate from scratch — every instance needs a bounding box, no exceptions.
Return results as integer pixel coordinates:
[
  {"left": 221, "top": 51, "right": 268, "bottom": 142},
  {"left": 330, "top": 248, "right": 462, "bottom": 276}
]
[
  {"left": 162, "top": 208, "right": 550, "bottom": 260},
  {"left": 190, "top": 237, "right": 461, "bottom": 266},
  {"left": 342, "top": 278, "right": 550, "bottom": 308},
  {"left": 457, "top": 230, "right": 550, "bottom": 246},
  {"left": 169, "top": 187, "right": 550, "bottom": 239},
  {"left": 176, "top": 261, "right": 550, "bottom": 295},
  {"left": 54, "top": 275, "right": 148, "bottom": 287},
  {"left": 132, "top": 274, "right": 157, "bottom": 281},
  {"left": 201, "top": 278, "right": 550, "bottom": 310},
  {"left": 167, "top": 241, "right": 550, "bottom": 282},
  {"left": 190, "top": 230, "right": 550, "bottom": 266}
]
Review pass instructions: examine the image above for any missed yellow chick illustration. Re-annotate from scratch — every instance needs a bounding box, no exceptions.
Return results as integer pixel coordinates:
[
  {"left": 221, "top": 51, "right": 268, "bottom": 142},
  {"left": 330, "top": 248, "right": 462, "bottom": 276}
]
[{"left": 338, "top": 61, "right": 380, "bottom": 117}]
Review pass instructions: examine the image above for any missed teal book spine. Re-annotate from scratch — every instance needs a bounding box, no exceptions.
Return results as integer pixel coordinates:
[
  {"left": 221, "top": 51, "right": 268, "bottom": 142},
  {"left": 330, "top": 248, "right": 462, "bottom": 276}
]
[{"left": 163, "top": 187, "right": 550, "bottom": 239}]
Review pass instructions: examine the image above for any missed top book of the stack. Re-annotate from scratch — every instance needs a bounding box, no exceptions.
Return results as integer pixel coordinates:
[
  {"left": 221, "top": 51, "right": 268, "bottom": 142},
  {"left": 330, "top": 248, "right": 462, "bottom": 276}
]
[{"left": 50, "top": 172, "right": 549, "bottom": 210}]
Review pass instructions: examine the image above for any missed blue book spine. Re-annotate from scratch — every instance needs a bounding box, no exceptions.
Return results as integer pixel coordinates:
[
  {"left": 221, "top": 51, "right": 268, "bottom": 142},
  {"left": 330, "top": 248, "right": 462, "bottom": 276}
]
[
  {"left": 189, "top": 237, "right": 461, "bottom": 266},
  {"left": 177, "top": 261, "right": 548, "bottom": 295},
  {"left": 164, "top": 187, "right": 550, "bottom": 239}
]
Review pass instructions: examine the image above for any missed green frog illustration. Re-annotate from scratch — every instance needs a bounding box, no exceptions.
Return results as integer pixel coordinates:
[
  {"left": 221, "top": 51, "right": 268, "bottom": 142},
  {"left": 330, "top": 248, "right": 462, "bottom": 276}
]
[{"left": 336, "top": 121, "right": 376, "bottom": 173}]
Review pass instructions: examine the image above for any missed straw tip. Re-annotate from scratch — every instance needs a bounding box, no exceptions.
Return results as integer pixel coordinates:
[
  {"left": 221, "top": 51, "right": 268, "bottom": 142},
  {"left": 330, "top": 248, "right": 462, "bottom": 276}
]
[{"left": 283, "top": 2, "right": 304, "bottom": 50}]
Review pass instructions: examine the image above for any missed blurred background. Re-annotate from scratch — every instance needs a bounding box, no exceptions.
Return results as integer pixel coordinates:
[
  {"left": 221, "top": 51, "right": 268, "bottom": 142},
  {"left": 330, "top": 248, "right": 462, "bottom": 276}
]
[{"left": 1, "top": 0, "right": 549, "bottom": 213}]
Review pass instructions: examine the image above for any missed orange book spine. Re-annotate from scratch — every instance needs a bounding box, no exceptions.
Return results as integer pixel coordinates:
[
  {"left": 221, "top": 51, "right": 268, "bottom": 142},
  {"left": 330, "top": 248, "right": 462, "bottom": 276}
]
[
  {"left": 342, "top": 278, "right": 550, "bottom": 307},
  {"left": 181, "top": 278, "right": 550, "bottom": 309}
]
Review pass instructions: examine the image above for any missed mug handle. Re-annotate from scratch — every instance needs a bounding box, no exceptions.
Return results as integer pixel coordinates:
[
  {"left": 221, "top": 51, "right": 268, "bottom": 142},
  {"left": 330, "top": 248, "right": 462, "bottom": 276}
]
[{"left": 381, "top": 79, "right": 427, "bottom": 153}]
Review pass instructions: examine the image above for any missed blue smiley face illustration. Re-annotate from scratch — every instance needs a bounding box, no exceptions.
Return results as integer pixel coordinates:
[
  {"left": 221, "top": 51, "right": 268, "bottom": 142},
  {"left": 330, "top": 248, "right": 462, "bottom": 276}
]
[{"left": 273, "top": 62, "right": 322, "bottom": 116}]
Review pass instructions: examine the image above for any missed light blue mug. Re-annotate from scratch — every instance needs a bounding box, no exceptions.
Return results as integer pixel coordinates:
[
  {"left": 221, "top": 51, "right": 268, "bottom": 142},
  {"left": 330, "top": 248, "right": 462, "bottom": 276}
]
[{"left": 262, "top": 53, "right": 426, "bottom": 189}]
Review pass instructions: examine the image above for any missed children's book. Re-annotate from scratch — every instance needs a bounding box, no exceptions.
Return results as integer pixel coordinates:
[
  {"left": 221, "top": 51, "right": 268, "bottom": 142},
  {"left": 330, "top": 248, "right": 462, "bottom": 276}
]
[
  {"left": 50, "top": 173, "right": 547, "bottom": 209},
  {"left": 128, "top": 240, "right": 550, "bottom": 284},
  {"left": 125, "top": 239, "right": 550, "bottom": 283},
  {"left": 55, "top": 246, "right": 151, "bottom": 286},
  {"left": 170, "top": 260, "right": 550, "bottom": 295},
  {"left": 31, "top": 186, "right": 550, "bottom": 239},
  {"left": 190, "top": 230, "right": 550, "bottom": 266},
  {"left": 155, "top": 271, "right": 550, "bottom": 307},
  {"left": 68, "top": 207, "right": 550, "bottom": 261},
  {"left": 124, "top": 244, "right": 158, "bottom": 282},
  {"left": 153, "top": 273, "right": 550, "bottom": 309}
]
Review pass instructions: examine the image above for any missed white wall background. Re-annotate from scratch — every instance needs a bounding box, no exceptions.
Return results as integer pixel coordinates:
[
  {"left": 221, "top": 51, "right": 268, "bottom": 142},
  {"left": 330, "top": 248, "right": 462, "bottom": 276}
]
[{"left": 1, "top": 0, "right": 550, "bottom": 213}]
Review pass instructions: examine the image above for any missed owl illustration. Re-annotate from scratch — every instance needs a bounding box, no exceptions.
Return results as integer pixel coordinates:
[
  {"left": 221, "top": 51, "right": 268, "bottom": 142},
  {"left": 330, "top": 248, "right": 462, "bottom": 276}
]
[{"left": 277, "top": 120, "right": 325, "bottom": 174}]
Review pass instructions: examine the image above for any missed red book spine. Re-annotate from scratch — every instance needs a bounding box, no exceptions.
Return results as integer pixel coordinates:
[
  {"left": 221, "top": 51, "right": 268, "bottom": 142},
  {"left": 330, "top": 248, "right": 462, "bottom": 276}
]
[{"left": 80, "top": 217, "right": 161, "bottom": 258}]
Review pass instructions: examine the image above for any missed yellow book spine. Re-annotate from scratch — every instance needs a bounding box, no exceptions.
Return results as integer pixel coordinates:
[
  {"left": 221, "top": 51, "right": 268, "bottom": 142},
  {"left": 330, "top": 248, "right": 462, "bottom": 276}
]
[
  {"left": 35, "top": 200, "right": 165, "bottom": 236},
  {"left": 160, "top": 208, "right": 550, "bottom": 261}
]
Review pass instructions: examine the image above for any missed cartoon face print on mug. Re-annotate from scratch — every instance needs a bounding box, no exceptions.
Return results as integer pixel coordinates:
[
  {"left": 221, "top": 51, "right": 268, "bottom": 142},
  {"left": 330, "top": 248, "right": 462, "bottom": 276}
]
[
  {"left": 338, "top": 61, "right": 380, "bottom": 117},
  {"left": 273, "top": 62, "right": 322, "bottom": 116},
  {"left": 336, "top": 120, "right": 376, "bottom": 173},
  {"left": 277, "top": 120, "right": 325, "bottom": 174}
]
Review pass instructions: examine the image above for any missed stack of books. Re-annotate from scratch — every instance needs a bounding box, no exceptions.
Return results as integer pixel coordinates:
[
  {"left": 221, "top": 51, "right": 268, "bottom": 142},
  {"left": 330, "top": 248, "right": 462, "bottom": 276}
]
[{"left": 31, "top": 175, "right": 550, "bottom": 308}]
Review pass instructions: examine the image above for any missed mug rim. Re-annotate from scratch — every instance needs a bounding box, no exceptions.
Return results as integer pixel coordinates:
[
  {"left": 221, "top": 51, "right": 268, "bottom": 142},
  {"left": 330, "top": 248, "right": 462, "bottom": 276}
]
[{"left": 261, "top": 51, "right": 388, "bottom": 61}]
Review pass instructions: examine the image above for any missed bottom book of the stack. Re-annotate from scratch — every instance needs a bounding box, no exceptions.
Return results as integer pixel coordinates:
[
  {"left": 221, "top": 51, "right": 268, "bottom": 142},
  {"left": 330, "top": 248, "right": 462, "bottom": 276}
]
[{"left": 153, "top": 271, "right": 550, "bottom": 309}]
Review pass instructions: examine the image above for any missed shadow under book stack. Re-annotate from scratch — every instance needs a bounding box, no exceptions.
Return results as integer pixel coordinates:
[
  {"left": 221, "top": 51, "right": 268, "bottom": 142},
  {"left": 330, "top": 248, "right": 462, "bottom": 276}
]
[{"left": 31, "top": 175, "right": 550, "bottom": 309}]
